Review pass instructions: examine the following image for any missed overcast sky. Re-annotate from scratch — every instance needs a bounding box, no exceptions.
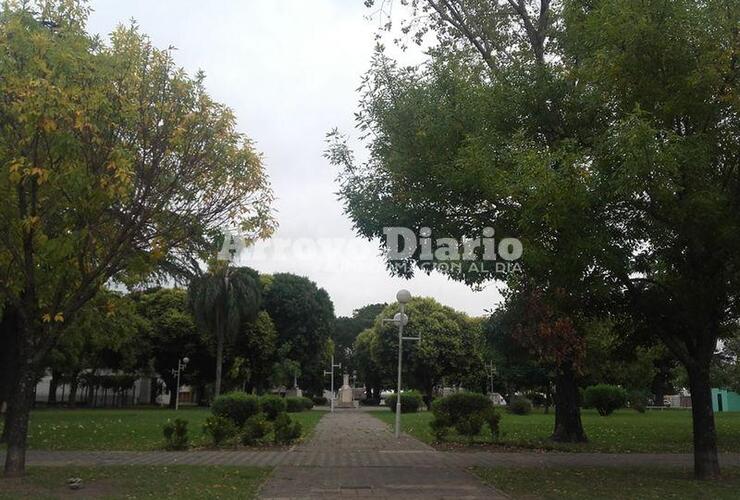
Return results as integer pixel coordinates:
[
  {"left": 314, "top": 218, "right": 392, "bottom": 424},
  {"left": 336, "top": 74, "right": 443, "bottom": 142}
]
[{"left": 87, "top": 0, "right": 504, "bottom": 317}]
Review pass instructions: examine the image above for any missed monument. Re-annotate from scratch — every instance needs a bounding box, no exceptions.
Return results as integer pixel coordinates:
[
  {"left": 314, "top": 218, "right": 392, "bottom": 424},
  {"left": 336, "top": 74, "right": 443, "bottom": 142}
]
[{"left": 336, "top": 374, "right": 358, "bottom": 408}]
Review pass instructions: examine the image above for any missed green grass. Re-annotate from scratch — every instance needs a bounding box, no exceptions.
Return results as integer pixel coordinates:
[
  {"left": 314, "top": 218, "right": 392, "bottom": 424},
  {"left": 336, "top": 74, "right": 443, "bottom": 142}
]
[
  {"left": 372, "top": 408, "right": 740, "bottom": 453},
  {"left": 0, "top": 407, "right": 324, "bottom": 451},
  {"left": 472, "top": 466, "right": 740, "bottom": 499},
  {"left": 0, "top": 465, "right": 271, "bottom": 499}
]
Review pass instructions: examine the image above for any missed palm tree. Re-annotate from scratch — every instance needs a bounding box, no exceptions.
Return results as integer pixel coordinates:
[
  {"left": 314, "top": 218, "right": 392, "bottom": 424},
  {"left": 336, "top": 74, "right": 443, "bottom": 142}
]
[{"left": 188, "top": 263, "right": 261, "bottom": 397}]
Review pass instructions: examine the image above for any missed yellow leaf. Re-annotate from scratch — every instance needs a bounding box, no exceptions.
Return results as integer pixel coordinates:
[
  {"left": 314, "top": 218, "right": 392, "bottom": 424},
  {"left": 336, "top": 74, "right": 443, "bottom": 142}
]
[
  {"left": 54, "top": 312, "right": 64, "bottom": 323},
  {"left": 42, "top": 313, "right": 51, "bottom": 323}
]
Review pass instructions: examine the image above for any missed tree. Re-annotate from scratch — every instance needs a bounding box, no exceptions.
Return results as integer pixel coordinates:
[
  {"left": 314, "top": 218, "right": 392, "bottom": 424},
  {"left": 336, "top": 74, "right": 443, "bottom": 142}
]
[
  {"left": 563, "top": 0, "right": 739, "bottom": 478},
  {"left": 0, "top": 1, "right": 274, "bottom": 476},
  {"left": 188, "top": 264, "right": 262, "bottom": 398},
  {"left": 262, "top": 273, "right": 335, "bottom": 395},
  {"left": 354, "top": 329, "right": 390, "bottom": 400},
  {"left": 133, "top": 287, "right": 209, "bottom": 408},
  {"left": 334, "top": 303, "right": 387, "bottom": 376},
  {"left": 370, "top": 297, "right": 484, "bottom": 407},
  {"left": 229, "top": 310, "right": 278, "bottom": 394}
]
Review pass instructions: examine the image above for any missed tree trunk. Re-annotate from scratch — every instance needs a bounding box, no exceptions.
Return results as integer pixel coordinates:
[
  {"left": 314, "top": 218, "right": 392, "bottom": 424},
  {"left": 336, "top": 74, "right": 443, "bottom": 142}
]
[
  {"left": 550, "top": 364, "right": 587, "bottom": 443},
  {"left": 3, "top": 364, "right": 36, "bottom": 477},
  {"left": 68, "top": 377, "right": 79, "bottom": 407},
  {"left": 687, "top": 364, "right": 720, "bottom": 479}
]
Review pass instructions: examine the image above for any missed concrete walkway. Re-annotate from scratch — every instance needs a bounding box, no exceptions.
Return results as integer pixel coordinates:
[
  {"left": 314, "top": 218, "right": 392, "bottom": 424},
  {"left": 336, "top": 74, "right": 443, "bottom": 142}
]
[{"left": 258, "top": 409, "right": 503, "bottom": 499}]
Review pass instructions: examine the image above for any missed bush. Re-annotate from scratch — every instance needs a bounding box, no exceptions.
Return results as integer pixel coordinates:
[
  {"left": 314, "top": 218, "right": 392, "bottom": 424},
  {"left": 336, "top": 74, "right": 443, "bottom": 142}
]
[
  {"left": 583, "top": 384, "right": 628, "bottom": 416},
  {"left": 507, "top": 397, "right": 533, "bottom": 415},
  {"left": 241, "top": 413, "right": 273, "bottom": 446},
  {"left": 163, "top": 418, "right": 189, "bottom": 450},
  {"left": 202, "top": 415, "right": 237, "bottom": 447},
  {"left": 260, "top": 395, "right": 288, "bottom": 420},
  {"left": 628, "top": 389, "right": 649, "bottom": 413},
  {"left": 360, "top": 397, "right": 381, "bottom": 406},
  {"left": 212, "top": 392, "right": 260, "bottom": 426},
  {"left": 482, "top": 406, "right": 501, "bottom": 438},
  {"left": 311, "top": 396, "right": 328, "bottom": 406},
  {"left": 286, "top": 397, "right": 305, "bottom": 413},
  {"left": 273, "top": 413, "right": 302, "bottom": 445},
  {"left": 300, "top": 397, "right": 314, "bottom": 410},
  {"left": 384, "top": 391, "right": 423, "bottom": 413},
  {"left": 524, "top": 392, "right": 548, "bottom": 407},
  {"left": 431, "top": 392, "right": 497, "bottom": 443}
]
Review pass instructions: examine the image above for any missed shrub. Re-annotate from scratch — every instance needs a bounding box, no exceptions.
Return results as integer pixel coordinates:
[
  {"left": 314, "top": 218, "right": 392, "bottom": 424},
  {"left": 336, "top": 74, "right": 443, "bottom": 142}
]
[
  {"left": 241, "top": 413, "right": 273, "bottom": 446},
  {"left": 524, "top": 392, "right": 548, "bottom": 407},
  {"left": 583, "top": 384, "right": 628, "bottom": 416},
  {"left": 286, "top": 397, "right": 305, "bottom": 413},
  {"left": 163, "top": 418, "right": 189, "bottom": 450},
  {"left": 482, "top": 406, "right": 500, "bottom": 438},
  {"left": 311, "top": 396, "right": 328, "bottom": 406},
  {"left": 300, "top": 397, "right": 314, "bottom": 410},
  {"left": 260, "top": 395, "right": 288, "bottom": 420},
  {"left": 360, "top": 397, "right": 381, "bottom": 406},
  {"left": 431, "top": 392, "right": 497, "bottom": 443},
  {"left": 273, "top": 413, "right": 302, "bottom": 445},
  {"left": 507, "top": 397, "right": 533, "bottom": 415},
  {"left": 212, "top": 392, "right": 260, "bottom": 426},
  {"left": 628, "top": 389, "right": 649, "bottom": 413},
  {"left": 385, "top": 391, "right": 423, "bottom": 413},
  {"left": 202, "top": 415, "right": 237, "bottom": 447}
]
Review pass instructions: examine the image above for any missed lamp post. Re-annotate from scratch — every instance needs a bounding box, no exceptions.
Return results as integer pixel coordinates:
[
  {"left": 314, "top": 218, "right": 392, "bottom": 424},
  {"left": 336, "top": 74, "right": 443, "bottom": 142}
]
[
  {"left": 171, "top": 357, "right": 189, "bottom": 411},
  {"left": 383, "top": 289, "right": 417, "bottom": 438},
  {"left": 324, "top": 355, "right": 341, "bottom": 413}
]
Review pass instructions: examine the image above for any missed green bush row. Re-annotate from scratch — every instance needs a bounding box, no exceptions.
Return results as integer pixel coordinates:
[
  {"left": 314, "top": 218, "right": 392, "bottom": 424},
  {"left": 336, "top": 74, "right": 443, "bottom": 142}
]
[
  {"left": 211, "top": 392, "right": 312, "bottom": 426},
  {"left": 385, "top": 391, "right": 423, "bottom": 413}
]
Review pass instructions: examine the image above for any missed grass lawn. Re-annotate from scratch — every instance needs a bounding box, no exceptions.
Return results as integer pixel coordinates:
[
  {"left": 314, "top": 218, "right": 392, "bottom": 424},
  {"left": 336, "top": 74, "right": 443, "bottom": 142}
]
[
  {"left": 0, "top": 407, "right": 324, "bottom": 451},
  {"left": 372, "top": 408, "right": 740, "bottom": 453},
  {"left": 472, "top": 466, "right": 740, "bottom": 499},
  {"left": 0, "top": 465, "right": 271, "bottom": 499}
]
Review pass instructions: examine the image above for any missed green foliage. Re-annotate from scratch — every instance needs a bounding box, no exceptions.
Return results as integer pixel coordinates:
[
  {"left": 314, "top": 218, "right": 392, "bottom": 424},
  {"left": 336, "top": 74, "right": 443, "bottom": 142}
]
[
  {"left": 162, "top": 419, "right": 189, "bottom": 450},
  {"left": 262, "top": 273, "right": 335, "bottom": 394},
  {"left": 507, "top": 397, "right": 533, "bottom": 415},
  {"left": 300, "top": 397, "right": 314, "bottom": 410},
  {"left": 273, "top": 413, "right": 302, "bottom": 445},
  {"left": 260, "top": 395, "right": 287, "bottom": 420},
  {"left": 385, "top": 391, "right": 423, "bottom": 413},
  {"left": 370, "top": 298, "right": 485, "bottom": 404},
  {"left": 431, "top": 392, "right": 498, "bottom": 443},
  {"left": 628, "top": 390, "right": 650, "bottom": 414},
  {"left": 202, "top": 415, "right": 237, "bottom": 447},
  {"left": 311, "top": 396, "right": 328, "bottom": 406},
  {"left": 211, "top": 392, "right": 260, "bottom": 426},
  {"left": 583, "top": 385, "right": 628, "bottom": 417},
  {"left": 240, "top": 413, "right": 273, "bottom": 446},
  {"left": 285, "top": 397, "right": 306, "bottom": 413}
]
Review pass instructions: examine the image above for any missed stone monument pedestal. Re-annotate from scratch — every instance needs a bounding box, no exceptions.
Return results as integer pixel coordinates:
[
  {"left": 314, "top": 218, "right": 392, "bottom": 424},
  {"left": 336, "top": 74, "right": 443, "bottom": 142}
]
[{"left": 336, "top": 374, "right": 358, "bottom": 408}]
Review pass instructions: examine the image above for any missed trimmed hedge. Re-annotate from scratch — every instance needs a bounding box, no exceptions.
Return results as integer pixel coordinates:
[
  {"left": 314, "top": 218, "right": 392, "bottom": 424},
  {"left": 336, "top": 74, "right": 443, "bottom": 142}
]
[
  {"left": 212, "top": 392, "right": 260, "bottom": 426},
  {"left": 507, "top": 396, "right": 533, "bottom": 415},
  {"left": 385, "top": 391, "right": 423, "bottom": 413},
  {"left": 430, "top": 392, "right": 499, "bottom": 443},
  {"left": 584, "top": 384, "right": 628, "bottom": 416},
  {"left": 260, "top": 394, "right": 287, "bottom": 420},
  {"left": 286, "top": 397, "right": 305, "bottom": 413}
]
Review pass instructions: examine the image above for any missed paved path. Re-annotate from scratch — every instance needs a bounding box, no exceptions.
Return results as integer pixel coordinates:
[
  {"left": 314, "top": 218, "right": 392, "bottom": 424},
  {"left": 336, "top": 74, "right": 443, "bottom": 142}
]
[
  {"left": 5, "top": 409, "right": 740, "bottom": 498},
  {"left": 258, "top": 409, "right": 503, "bottom": 499}
]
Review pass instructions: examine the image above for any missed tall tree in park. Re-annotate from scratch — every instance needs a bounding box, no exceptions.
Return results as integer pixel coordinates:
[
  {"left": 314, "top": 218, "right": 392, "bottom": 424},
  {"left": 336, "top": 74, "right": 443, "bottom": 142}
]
[
  {"left": 334, "top": 303, "right": 387, "bottom": 375},
  {"left": 230, "top": 311, "right": 278, "bottom": 394},
  {"left": 262, "top": 273, "right": 335, "bottom": 394},
  {"left": 188, "top": 264, "right": 262, "bottom": 397},
  {"left": 328, "top": 0, "right": 611, "bottom": 444},
  {"left": 133, "top": 288, "right": 211, "bottom": 408},
  {"left": 369, "top": 297, "right": 484, "bottom": 407},
  {"left": 0, "top": 2, "right": 274, "bottom": 476},
  {"left": 332, "top": 0, "right": 738, "bottom": 478}
]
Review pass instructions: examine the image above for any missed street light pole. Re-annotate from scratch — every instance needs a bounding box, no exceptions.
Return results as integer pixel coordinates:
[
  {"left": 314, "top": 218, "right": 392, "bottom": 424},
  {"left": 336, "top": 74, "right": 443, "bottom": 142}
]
[
  {"left": 172, "top": 357, "right": 189, "bottom": 411},
  {"left": 383, "top": 289, "right": 417, "bottom": 438},
  {"left": 324, "top": 355, "right": 341, "bottom": 413}
]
